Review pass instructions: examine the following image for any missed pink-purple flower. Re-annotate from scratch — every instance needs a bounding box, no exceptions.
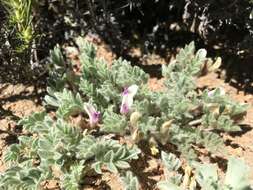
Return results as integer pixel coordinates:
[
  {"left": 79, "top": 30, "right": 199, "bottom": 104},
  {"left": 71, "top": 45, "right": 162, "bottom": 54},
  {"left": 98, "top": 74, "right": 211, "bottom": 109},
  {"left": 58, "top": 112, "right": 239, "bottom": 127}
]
[
  {"left": 84, "top": 103, "right": 100, "bottom": 127},
  {"left": 120, "top": 85, "right": 138, "bottom": 115}
]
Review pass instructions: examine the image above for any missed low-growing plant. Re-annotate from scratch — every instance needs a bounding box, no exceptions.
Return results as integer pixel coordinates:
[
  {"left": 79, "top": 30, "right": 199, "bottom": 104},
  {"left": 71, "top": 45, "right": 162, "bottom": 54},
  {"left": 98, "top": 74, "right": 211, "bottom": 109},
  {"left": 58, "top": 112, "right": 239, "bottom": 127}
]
[
  {"left": 0, "top": 38, "right": 250, "bottom": 189},
  {"left": 158, "top": 151, "right": 251, "bottom": 190}
]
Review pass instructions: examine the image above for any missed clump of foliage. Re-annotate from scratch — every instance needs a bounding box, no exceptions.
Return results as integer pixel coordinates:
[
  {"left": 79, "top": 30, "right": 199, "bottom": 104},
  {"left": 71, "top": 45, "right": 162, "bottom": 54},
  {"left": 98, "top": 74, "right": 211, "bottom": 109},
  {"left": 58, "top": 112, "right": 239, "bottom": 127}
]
[
  {"left": 0, "top": 0, "right": 38, "bottom": 83},
  {"left": 1, "top": 0, "right": 252, "bottom": 83},
  {"left": 0, "top": 0, "right": 89, "bottom": 82},
  {"left": 1, "top": 0, "right": 34, "bottom": 51},
  {"left": 0, "top": 39, "right": 250, "bottom": 189},
  {"left": 158, "top": 151, "right": 251, "bottom": 190}
]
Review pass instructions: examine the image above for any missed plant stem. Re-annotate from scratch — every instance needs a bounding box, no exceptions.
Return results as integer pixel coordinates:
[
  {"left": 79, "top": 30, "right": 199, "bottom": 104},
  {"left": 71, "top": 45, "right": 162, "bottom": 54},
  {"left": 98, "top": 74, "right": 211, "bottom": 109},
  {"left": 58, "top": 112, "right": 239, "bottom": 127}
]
[{"left": 189, "top": 118, "right": 202, "bottom": 126}]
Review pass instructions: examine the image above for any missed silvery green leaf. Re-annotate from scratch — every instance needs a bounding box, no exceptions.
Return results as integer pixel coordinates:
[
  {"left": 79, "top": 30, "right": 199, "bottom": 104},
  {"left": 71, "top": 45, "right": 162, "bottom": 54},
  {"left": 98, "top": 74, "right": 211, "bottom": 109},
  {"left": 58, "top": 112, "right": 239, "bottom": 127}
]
[
  {"left": 107, "top": 162, "right": 118, "bottom": 173},
  {"left": 76, "top": 135, "right": 96, "bottom": 160},
  {"left": 115, "top": 146, "right": 126, "bottom": 159},
  {"left": 44, "top": 89, "right": 83, "bottom": 118},
  {"left": 0, "top": 166, "right": 43, "bottom": 190},
  {"left": 224, "top": 157, "right": 251, "bottom": 190},
  {"left": 194, "top": 163, "right": 218, "bottom": 190},
  {"left": 61, "top": 161, "right": 84, "bottom": 190},
  {"left": 92, "top": 162, "right": 102, "bottom": 174},
  {"left": 44, "top": 95, "right": 59, "bottom": 107},
  {"left": 123, "top": 146, "right": 141, "bottom": 160},
  {"left": 49, "top": 45, "right": 65, "bottom": 68},
  {"left": 104, "top": 150, "right": 114, "bottom": 162},
  {"left": 121, "top": 171, "right": 139, "bottom": 190},
  {"left": 3, "top": 144, "right": 21, "bottom": 163},
  {"left": 161, "top": 151, "right": 181, "bottom": 172},
  {"left": 115, "top": 161, "right": 131, "bottom": 169},
  {"left": 102, "top": 110, "right": 128, "bottom": 134},
  {"left": 76, "top": 37, "right": 96, "bottom": 61},
  {"left": 18, "top": 112, "right": 47, "bottom": 133},
  {"left": 157, "top": 181, "right": 182, "bottom": 190}
]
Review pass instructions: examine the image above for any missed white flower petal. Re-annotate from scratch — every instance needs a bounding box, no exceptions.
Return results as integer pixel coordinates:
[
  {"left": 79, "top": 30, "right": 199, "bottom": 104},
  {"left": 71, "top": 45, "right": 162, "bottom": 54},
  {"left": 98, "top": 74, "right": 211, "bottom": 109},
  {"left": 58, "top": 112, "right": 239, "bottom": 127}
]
[
  {"left": 84, "top": 103, "right": 100, "bottom": 126},
  {"left": 127, "top": 84, "right": 138, "bottom": 97},
  {"left": 208, "top": 87, "right": 225, "bottom": 97},
  {"left": 84, "top": 103, "right": 93, "bottom": 118}
]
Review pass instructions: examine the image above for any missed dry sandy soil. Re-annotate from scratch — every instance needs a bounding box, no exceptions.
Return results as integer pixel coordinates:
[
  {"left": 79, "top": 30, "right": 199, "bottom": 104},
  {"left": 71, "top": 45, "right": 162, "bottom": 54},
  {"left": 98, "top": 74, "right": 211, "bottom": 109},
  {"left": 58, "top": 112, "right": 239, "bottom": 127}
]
[{"left": 0, "top": 39, "right": 252, "bottom": 189}]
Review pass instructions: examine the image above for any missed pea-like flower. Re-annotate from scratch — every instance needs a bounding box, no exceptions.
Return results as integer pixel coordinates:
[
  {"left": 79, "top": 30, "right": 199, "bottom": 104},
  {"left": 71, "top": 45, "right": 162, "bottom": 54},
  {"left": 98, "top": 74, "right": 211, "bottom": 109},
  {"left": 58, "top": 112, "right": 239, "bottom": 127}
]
[
  {"left": 84, "top": 103, "right": 100, "bottom": 127},
  {"left": 208, "top": 87, "right": 225, "bottom": 97},
  {"left": 120, "top": 85, "right": 138, "bottom": 115}
]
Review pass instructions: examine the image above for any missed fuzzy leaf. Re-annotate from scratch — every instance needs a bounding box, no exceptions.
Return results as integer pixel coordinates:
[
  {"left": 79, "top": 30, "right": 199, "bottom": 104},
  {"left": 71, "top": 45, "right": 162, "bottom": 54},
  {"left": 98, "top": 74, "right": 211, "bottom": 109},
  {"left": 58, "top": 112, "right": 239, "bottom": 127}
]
[
  {"left": 102, "top": 109, "right": 128, "bottom": 134},
  {"left": 161, "top": 151, "right": 181, "bottom": 172},
  {"left": 61, "top": 161, "right": 85, "bottom": 190},
  {"left": 121, "top": 171, "right": 139, "bottom": 190},
  {"left": 18, "top": 112, "right": 47, "bottom": 133},
  {"left": 45, "top": 89, "right": 83, "bottom": 118},
  {"left": 157, "top": 181, "right": 182, "bottom": 190},
  {"left": 195, "top": 163, "right": 218, "bottom": 190},
  {"left": 224, "top": 157, "right": 251, "bottom": 190}
]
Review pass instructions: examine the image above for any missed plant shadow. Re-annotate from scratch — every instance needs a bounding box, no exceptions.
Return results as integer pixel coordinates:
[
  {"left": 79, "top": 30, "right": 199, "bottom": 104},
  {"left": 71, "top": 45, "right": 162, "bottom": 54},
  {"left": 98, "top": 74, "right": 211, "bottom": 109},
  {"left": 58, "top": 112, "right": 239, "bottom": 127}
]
[{"left": 229, "top": 124, "right": 252, "bottom": 137}]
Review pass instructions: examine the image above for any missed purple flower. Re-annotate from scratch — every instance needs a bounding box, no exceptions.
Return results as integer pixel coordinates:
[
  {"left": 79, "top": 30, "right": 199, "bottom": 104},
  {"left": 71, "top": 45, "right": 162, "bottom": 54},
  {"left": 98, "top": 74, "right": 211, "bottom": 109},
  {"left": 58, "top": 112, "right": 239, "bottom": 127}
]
[
  {"left": 84, "top": 103, "right": 100, "bottom": 127},
  {"left": 207, "top": 90, "right": 215, "bottom": 97},
  {"left": 120, "top": 85, "right": 138, "bottom": 115}
]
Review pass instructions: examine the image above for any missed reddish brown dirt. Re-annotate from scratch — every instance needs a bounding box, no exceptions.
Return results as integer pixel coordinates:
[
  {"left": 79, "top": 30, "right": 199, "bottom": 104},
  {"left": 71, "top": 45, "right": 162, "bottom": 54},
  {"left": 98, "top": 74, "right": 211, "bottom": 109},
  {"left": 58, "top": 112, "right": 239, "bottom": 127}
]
[
  {"left": 0, "top": 38, "right": 252, "bottom": 189},
  {"left": 0, "top": 84, "right": 44, "bottom": 173},
  {"left": 197, "top": 73, "right": 253, "bottom": 181}
]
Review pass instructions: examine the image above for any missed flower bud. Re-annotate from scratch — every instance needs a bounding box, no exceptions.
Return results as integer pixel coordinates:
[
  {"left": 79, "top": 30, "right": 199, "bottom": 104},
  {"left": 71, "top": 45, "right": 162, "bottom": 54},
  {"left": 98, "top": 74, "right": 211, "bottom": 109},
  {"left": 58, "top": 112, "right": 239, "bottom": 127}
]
[
  {"left": 132, "top": 128, "right": 144, "bottom": 143},
  {"left": 160, "top": 120, "right": 173, "bottom": 134},
  {"left": 189, "top": 176, "right": 197, "bottom": 190},
  {"left": 208, "top": 57, "right": 222, "bottom": 72},
  {"left": 130, "top": 111, "right": 142, "bottom": 127},
  {"left": 182, "top": 165, "right": 192, "bottom": 189}
]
